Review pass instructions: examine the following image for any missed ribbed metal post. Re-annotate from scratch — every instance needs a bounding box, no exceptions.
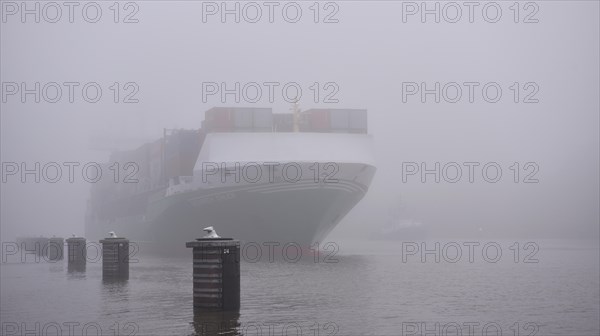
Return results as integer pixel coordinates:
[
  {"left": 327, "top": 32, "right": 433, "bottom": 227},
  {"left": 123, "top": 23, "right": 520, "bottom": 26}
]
[
  {"left": 16, "top": 237, "right": 47, "bottom": 261},
  {"left": 99, "top": 237, "right": 129, "bottom": 279},
  {"left": 192, "top": 310, "right": 241, "bottom": 335},
  {"left": 37, "top": 238, "right": 49, "bottom": 257},
  {"left": 66, "top": 237, "right": 86, "bottom": 272},
  {"left": 47, "top": 237, "right": 64, "bottom": 261},
  {"left": 186, "top": 238, "right": 240, "bottom": 311}
]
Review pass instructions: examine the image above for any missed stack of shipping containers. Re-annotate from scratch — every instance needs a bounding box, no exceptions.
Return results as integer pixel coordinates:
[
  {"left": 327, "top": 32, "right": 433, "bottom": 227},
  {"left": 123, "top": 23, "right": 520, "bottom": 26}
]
[
  {"left": 164, "top": 130, "right": 203, "bottom": 180},
  {"left": 203, "top": 107, "right": 367, "bottom": 134},
  {"left": 148, "top": 139, "right": 164, "bottom": 190},
  {"left": 302, "top": 109, "right": 368, "bottom": 133},
  {"left": 203, "top": 107, "right": 273, "bottom": 133}
]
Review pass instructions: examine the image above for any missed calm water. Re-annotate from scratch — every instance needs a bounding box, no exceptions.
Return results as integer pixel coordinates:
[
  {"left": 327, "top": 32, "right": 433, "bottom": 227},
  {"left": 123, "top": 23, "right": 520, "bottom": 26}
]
[{"left": 1, "top": 239, "right": 598, "bottom": 336}]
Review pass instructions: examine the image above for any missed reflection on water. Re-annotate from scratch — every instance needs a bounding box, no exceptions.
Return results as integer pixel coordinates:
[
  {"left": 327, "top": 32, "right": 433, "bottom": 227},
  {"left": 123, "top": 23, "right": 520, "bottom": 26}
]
[
  {"left": 101, "top": 278, "right": 129, "bottom": 296},
  {"left": 1, "top": 240, "right": 598, "bottom": 336},
  {"left": 191, "top": 310, "right": 241, "bottom": 336},
  {"left": 48, "top": 263, "right": 64, "bottom": 273},
  {"left": 100, "top": 277, "right": 131, "bottom": 318},
  {"left": 67, "top": 262, "right": 86, "bottom": 275}
]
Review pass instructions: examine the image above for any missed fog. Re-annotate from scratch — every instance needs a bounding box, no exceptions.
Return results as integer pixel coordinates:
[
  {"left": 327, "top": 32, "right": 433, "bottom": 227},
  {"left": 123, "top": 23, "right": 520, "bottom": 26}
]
[{"left": 1, "top": 1, "right": 598, "bottom": 243}]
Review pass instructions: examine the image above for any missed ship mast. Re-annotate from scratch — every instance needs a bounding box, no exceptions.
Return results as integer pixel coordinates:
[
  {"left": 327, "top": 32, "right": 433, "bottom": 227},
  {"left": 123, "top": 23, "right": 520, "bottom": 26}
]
[
  {"left": 161, "top": 128, "right": 167, "bottom": 184},
  {"left": 291, "top": 100, "right": 301, "bottom": 132}
]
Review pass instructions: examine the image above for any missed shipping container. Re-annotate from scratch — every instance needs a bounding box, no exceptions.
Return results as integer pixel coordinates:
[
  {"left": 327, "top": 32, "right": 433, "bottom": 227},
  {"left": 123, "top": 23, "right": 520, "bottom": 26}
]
[
  {"left": 305, "top": 109, "right": 330, "bottom": 132},
  {"left": 148, "top": 139, "right": 164, "bottom": 188},
  {"left": 252, "top": 127, "right": 273, "bottom": 132},
  {"left": 302, "top": 109, "right": 367, "bottom": 133},
  {"left": 252, "top": 108, "right": 273, "bottom": 129},
  {"left": 330, "top": 109, "right": 350, "bottom": 129},
  {"left": 233, "top": 109, "right": 253, "bottom": 128},
  {"left": 204, "top": 107, "right": 273, "bottom": 132},
  {"left": 348, "top": 109, "right": 368, "bottom": 132},
  {"left": 163, "top": 130, "right": 202, "bottom": 178},
  {"left": 205, "top": 107, "right": 233, "bottom": 132}
]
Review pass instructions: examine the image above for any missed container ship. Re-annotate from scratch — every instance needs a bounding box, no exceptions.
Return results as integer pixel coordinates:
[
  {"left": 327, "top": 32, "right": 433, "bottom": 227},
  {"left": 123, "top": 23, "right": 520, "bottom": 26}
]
[{"left": 85, "top": 106, "right": 376, "bottom": 254}]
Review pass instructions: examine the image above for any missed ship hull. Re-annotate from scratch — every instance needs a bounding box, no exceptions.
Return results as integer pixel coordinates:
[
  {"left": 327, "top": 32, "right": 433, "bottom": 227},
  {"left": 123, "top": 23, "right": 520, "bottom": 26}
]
[
  {"left": 86, "top": 164, "right": 375, "bottom": 255},
  {"left": 86, "top": 132, "right": 376, "bottom": 255}
]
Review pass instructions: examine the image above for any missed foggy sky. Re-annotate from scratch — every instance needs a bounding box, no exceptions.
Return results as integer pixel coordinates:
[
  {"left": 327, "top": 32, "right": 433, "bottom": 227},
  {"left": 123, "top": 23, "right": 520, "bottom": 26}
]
[{"left": 1, "top": 1, "right": 598, "bottom": 242}]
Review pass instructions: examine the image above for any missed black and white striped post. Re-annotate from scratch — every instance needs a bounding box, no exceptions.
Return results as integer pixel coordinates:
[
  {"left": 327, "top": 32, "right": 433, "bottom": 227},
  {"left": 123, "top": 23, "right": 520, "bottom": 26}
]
[
  {"left": 100, "top": 235, "right": 129, "bottom": 279},
  {"left": 186, "top": 237, "right": 240, "bottom": 311},
  {"left": 66, "top": 236, "right": 86, "bottom": 272},
  {"left": 47, "top": 237, "right": 64, "bottom": 261}
]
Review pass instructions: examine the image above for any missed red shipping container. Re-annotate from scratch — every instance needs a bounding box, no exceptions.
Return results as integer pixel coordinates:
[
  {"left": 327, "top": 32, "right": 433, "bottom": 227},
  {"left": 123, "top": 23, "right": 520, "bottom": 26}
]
[
  {"left": 206, "top": 107, "right": 233, "bottom": 131},
  {"left": 308, "top": 109, "right": 330, "bottom": 131}
]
